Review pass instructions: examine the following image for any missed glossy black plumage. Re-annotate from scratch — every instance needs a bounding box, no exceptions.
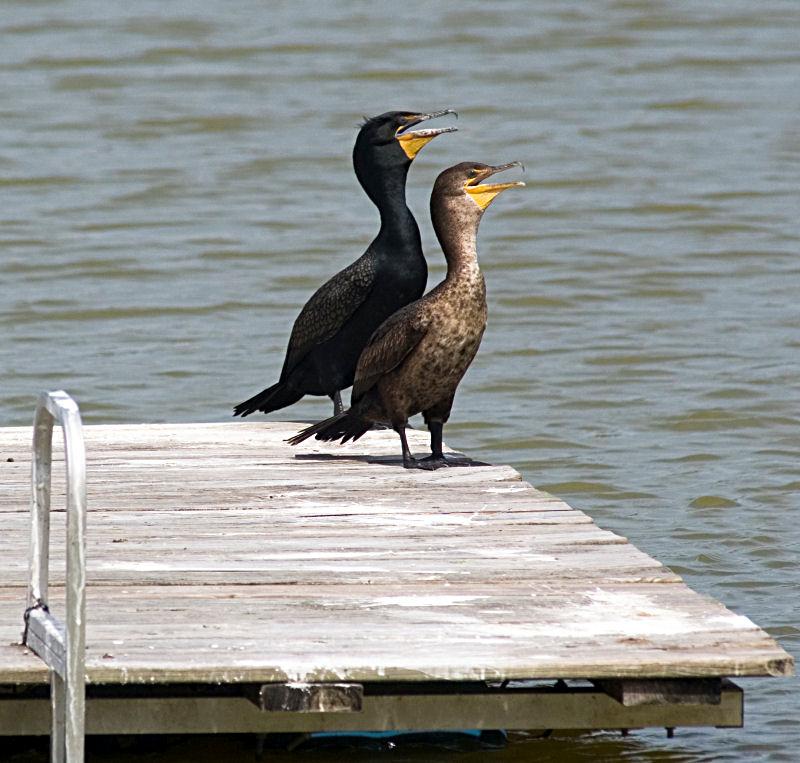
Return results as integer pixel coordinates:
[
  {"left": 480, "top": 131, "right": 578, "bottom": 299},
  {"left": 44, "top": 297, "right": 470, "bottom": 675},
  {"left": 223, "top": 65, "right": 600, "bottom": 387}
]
[{"left": 234, "top": 110, "right": 455, "bottom": 418}]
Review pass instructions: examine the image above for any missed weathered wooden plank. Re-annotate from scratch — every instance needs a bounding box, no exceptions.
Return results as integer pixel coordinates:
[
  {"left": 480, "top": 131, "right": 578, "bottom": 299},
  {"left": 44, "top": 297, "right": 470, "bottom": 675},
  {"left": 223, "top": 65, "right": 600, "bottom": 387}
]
[
  {"left": 0, "top": 513, "right": 622, "bottom": 542},
  {"left": 0, "top": 492, "right": 580, "bottom": 515},
  {"left": 1, "top": 534, "right": 680, "bottom": 585}
]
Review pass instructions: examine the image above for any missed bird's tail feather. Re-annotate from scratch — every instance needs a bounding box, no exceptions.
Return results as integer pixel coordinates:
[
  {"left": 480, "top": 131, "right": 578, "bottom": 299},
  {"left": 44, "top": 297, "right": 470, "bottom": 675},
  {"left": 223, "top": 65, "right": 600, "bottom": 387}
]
[
  {"left": 287, "top": 409, "right": 372, "bottom": 446},
  {"left": 233, "top": 382, "right": 304, "bottom": 417}
]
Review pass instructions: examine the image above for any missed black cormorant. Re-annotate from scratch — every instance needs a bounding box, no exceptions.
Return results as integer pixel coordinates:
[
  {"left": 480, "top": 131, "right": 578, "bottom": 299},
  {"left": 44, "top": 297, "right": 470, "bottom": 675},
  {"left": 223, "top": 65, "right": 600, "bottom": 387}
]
[
  {"left": 234, "top": 110, "right": 456, "bottom": 418},
  {"left": 288, "top": 161, "right": 524, "bottom": 468}
]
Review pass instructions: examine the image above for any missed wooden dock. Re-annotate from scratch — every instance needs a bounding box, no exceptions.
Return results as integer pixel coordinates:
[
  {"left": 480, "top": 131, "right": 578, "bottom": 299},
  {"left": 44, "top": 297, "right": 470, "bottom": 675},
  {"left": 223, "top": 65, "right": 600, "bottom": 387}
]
[{"left": 0, "top": 418, "right": 792, "bottom": 742}]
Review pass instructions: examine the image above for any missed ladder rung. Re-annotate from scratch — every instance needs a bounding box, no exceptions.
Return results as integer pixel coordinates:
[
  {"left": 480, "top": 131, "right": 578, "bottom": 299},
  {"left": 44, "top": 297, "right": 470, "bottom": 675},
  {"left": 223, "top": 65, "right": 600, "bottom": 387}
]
[{"left": 25, "top": 607, "right": 67, "bottom": 679}]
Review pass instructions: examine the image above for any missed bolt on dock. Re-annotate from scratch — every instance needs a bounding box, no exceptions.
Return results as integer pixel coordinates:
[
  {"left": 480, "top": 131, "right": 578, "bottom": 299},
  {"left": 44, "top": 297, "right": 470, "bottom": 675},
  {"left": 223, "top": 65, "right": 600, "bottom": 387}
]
[{"left": 0, "top": 393, "right": 792, "bottom": 759}]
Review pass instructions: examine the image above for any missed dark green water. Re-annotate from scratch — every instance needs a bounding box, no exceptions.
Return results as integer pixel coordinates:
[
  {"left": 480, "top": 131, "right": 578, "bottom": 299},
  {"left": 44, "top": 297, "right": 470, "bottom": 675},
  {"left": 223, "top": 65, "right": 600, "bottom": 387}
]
[{"left": 2, "top": 1, "right": 798, "bottom": 760}]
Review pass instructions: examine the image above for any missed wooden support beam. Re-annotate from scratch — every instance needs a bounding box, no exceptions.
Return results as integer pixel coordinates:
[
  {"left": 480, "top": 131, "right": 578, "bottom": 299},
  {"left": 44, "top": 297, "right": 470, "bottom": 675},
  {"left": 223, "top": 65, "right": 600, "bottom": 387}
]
[
  {"left": 594, "top": 678, "right": 722, "bottom": 706},
  {"left": 0, "top": 682, "right": 743, "bottom": 736}
]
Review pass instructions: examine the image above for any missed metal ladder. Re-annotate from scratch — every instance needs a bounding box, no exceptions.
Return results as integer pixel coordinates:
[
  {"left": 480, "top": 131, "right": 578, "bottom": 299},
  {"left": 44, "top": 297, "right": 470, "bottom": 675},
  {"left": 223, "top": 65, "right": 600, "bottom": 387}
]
[{"left": 23, "top": 390, "right": 87, "bottom": 763}]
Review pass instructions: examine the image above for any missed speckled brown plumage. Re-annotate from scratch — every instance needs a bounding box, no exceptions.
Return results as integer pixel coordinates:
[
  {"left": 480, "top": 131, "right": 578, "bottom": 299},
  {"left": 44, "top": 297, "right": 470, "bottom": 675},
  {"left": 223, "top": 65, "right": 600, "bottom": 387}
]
[{"left": 289, "top": 161, "right": 523, "bottom": 469}]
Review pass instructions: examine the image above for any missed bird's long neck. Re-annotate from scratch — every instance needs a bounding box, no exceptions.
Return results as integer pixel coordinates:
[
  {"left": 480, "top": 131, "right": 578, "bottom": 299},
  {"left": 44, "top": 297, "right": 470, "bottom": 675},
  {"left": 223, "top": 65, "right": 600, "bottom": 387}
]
[
  {"left": 432, "top": 202, "right": 482, "bottom": 282},
  {"left": 368, "top": 167, "right": 421, "bottom": 251},
  {"left": 377, "top": 184, "right": 417, "bottom": 240},
  {"left": 355, "top": 159, "right": 422, "bottom": 253}
]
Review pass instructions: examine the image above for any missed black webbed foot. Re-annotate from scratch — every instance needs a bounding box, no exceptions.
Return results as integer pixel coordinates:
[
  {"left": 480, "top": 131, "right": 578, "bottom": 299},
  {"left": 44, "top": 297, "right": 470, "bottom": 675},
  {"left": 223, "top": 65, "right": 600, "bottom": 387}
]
[
  {"left": 415, "top": 457, "right": 448, "bottom": 470},
  {"left": 410, "top": 454, "right": 476, "bottom": 470},
  {"left": 402, "top": 455, "right": 438, "bottom": 470},
  {"left": 440, "top": 455, "right": 475, "bottom": 467}
]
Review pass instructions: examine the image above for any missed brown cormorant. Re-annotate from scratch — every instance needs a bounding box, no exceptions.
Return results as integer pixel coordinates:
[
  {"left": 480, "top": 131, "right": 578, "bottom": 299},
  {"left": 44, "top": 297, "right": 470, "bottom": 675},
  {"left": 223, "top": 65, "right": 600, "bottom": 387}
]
[
  {"left": 233, "top": 110, "right": 456, "bottom": 418},
  {"left": 288, "top": 161, "right": 524, "bottom": 469}
]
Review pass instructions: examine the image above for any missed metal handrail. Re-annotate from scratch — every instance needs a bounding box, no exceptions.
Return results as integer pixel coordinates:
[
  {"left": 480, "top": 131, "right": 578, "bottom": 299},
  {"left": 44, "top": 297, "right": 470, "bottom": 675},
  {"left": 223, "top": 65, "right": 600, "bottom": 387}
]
[{"left": 23, "top": 390, "right": 86, "bottom": 763}]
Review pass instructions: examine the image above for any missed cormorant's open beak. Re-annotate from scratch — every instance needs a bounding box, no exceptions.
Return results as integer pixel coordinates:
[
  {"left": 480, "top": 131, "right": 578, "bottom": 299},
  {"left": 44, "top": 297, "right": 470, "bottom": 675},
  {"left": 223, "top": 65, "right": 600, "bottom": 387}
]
[
  {"left": 464, "top": 161, "right": 525, "bottom": 210},
  {"left": 395, "top": 109, "right": 458, "bottom": 160}
]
